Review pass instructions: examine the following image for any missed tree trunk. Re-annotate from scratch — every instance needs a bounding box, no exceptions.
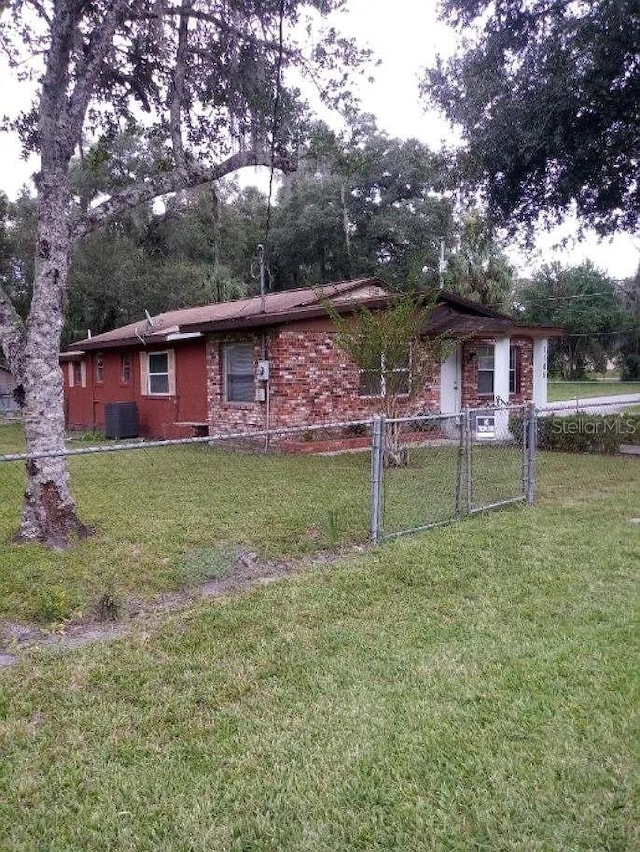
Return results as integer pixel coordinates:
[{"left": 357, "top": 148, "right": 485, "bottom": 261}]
[{"left": 18, "top": 172, "right": 92, "bottom": 548}]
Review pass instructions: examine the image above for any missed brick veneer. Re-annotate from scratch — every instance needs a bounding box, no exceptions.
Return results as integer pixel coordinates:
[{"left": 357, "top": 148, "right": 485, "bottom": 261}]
[
  {"left": 206, "top": 326, "right": 442, "bottom": 433},
  {"left": 460, "top": 336, "right": 534, "bottom": 409}
]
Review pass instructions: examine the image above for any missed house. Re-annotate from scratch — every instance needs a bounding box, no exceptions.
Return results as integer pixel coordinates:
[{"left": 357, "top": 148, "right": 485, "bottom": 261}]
[
  {"left": 60, "top": 278, "right": 562, "bottom": 439},
  {"left": 0, "top": 361, "right": 19, "bottom": 415}
]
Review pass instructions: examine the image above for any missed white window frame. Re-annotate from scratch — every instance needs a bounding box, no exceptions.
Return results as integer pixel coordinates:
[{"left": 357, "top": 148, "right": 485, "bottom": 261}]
[
  {"left": 358, "top": 349, "right": 411, "bottom": 399},
  {"left": 139, "top": 350, "right": 175, "bottom": 397},
  {"left": 147, "top": 351, "right": 171, "bottom": 395},
  {"left": 68, "top": 360, "right": 86, "bottom": 388},
  {"left": 224, "top": 343, "right": 255, "bottom": 403},
  {"left": 477, "top": 345, "right": 495, "bottom": 396}
]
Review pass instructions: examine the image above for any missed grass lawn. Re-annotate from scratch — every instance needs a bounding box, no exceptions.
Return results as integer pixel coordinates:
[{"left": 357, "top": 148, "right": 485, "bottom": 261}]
[
  {"left": 0, "top": 422, "right": 373, "bottom": 621},
  {"left": 0, "top": 444, "right": 638, "bottom": 849},
  {"left": 547, "top": 380, "right": 640, "bottom": 402}
]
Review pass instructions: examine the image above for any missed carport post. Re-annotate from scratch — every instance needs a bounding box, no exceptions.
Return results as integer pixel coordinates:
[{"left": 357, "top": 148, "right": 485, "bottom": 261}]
[{"left": 370, "top": 416, "right": 385, "bottom": 543}]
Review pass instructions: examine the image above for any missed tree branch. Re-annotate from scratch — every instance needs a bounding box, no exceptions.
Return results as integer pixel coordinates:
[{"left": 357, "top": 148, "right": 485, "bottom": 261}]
[
  {"left": 67, "top": 0, "right": 130, "bottom": 143},
  {"left": 169, "top": 0, "right": 193, "bottom": 173},
  {"left": 74, "top": 148, "right": 296, "bottom": 238},
  {"left": 128, "top": 5, "right": 293, "bottom": 55}
]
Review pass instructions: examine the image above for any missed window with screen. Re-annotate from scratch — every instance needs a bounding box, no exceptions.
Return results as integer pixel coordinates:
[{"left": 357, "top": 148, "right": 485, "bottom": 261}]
[{"left": 224, "top": 344, "right": 254, "bottom": 402}]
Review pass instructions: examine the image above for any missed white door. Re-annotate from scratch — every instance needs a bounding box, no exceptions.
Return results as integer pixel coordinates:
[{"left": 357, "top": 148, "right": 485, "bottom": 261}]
[{"left": 440, "top": 346, "right": 461, "bottom": 413}]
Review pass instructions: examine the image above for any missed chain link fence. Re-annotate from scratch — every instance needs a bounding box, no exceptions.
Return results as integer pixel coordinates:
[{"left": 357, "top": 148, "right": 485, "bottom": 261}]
[
  {"left": 372, "top": 405, "right": 536, "bottom": 541},
  {"left": 1, "top": 398, "right": 638, "bottom": 561},
  {"left": 0, "top": 421, "right": 377, "bottom": 557}
]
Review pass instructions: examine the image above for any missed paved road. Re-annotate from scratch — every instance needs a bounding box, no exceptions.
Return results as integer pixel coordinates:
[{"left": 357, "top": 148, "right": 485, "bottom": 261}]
[{"left": 540, "top": 393, "right": 640, "bottom": 415}]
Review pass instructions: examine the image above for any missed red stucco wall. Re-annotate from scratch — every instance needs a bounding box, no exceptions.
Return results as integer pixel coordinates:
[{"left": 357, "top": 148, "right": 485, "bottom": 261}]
[{"left": 63, "top": 340, "right": 207, "bottom": 438}]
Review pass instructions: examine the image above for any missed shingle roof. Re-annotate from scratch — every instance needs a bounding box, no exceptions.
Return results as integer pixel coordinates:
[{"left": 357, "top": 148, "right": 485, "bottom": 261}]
[
  {"left": 67, "top": 278, "right": 563, "bottom": 352},
  {"left": 69, "top": 278, "right": 386, "bottom": 350}
]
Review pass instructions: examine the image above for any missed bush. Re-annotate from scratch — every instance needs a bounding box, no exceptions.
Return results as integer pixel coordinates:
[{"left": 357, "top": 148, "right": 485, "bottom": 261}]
[
  {"left": 536, "top": 413, "right": 640, "bottom": 454},
  {"left": 620, "top": 353, "right": 640, "bottom": 382},
  {"left": 93, "top": 585, "right": 122, "bottom": 621}
]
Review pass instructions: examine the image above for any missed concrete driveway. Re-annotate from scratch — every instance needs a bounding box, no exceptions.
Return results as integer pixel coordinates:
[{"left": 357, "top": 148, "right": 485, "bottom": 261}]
[{"left": 540, "top": 393, "right": 640, "bottom": 415}]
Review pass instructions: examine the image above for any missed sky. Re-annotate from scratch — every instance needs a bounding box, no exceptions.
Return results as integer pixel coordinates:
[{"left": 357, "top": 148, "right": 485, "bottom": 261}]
[{"left": 0, "top": 0, "right": 637, "bottom": 280}]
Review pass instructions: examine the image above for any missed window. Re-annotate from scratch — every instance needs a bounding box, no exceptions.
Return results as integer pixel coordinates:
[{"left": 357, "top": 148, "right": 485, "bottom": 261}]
[
  {"left": 148, "top": 352, "right": 170, "bottom": 394},
  {"left": 509, "top": 345, "right": 521, "bottom": 394},
  {"left": 139, "top": 350, "right": 174, "bottom": 396},
  {"left": 225, "top": 343, "right": 254, "bottom": 402},
  {"left": 121, "top": 353, "right": 132, "bottom": 384},
  {"left": 477, "top": 345, "right": 494, "bottom": 395},
  {"left": 359, "top": 363, "right": 383, "bottom": 397},
  {"left": 95, "top": 355, "right": 104, "bottom": 384},
  {"left": 68, "top": 360, "right": 86, "bottom": 388},
  {"left": 359, "top": 350, "right": 411, "bottom": 398}
]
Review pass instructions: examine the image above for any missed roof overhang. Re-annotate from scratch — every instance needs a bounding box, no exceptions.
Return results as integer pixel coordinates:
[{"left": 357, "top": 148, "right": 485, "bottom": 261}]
[{"left": 66, "top": 286, "right": 565, "bottom": 352}]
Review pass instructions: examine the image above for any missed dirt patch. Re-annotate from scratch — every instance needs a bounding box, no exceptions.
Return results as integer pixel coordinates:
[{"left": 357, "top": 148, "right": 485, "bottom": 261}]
[{"left": 0, "top": 545, "right": 367, "bottom": 669}]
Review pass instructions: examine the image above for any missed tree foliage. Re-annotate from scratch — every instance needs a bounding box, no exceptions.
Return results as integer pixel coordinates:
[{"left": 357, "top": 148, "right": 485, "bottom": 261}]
[
  {"left": 323, "top": 292, "right": 453, "bottom": 465},
  {"left": 423, "top": 0, "right": 640, "bottom": 236},
  {"left": 443, "top": 212, "right": 514, "bottom": 309},
  {"left": 269, "top": 119, "right": 454, "bottom": 289},
  {"left": 518, "top": 261, "right": 626, "bottom": 379},
  {"left": 617, "top": 266, "right": 640, "bottom": 380}
]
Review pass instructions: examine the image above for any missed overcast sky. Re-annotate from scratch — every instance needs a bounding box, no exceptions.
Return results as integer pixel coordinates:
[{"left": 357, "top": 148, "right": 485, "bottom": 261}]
[{"left": 0, "top": 0, "right": 637, "bottom": 279}]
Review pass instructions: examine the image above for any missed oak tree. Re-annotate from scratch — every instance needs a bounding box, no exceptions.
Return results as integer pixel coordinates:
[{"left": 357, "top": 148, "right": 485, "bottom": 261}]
[
  {"left": 0, "top": 0, "right": 364, "bottom": 546},
  {"left": 423, "top": 0, "right": 640, "bottom": 236}
]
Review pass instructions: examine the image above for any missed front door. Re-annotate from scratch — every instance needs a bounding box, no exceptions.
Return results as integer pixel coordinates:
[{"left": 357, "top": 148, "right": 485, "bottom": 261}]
[{"left": 440, "top": 346, "right": 461, "bottom": 414}]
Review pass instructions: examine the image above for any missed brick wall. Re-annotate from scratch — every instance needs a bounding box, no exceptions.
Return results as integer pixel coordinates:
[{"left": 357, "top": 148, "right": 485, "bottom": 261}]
[
  {"left": 460, "top": 336, "right": 534, "bottom": 409},
  {"left": 206, "top": 326, "right": 442, "bottom": 433}
]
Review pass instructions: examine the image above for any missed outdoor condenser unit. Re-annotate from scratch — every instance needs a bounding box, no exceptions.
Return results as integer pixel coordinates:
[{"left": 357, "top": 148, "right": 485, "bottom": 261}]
[{"left": 104, "top": 401, "right": 139, "bottom": 440}]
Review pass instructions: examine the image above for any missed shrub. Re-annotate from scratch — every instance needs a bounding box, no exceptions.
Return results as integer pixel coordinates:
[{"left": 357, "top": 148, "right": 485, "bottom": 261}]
[
  {"left": 535, "top": 413, "right": 640, "bottom": 454},
  {"left": 620, "top": 353, "right": 640, "bottom": 382},
  {"left": 93, "top": 585, "right": 122, "bottom": 621}
]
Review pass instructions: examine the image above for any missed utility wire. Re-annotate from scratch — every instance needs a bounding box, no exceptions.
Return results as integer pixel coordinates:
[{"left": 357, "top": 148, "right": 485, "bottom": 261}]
[{"left": 263, "top": 0, "right": 285, "bottom": 258}]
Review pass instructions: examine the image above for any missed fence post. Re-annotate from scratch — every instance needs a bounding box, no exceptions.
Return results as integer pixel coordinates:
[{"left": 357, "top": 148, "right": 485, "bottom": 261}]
[
  {"left": 370, "top": 415, "right": 385, "bottom": 544},
  {"left": 463, "top": 408, "right": 472, "bottom": 515},
  {"left": 526, "top": 402, "right": 537, "bottom": 505},
  {"left": 455, "top": 414, "right": 464, "bottom": 519}
]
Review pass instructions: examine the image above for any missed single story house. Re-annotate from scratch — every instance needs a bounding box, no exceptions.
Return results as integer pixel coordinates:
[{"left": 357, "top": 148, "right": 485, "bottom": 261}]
[{"left": 60, "top": 278, "right": 562, "bottom": 439}]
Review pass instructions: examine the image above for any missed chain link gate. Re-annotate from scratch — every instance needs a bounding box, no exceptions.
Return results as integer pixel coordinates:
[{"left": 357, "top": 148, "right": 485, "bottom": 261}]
[
  {"left": 465, "top": 404, "right": 535, "bottom": 514},
  {"left": 370, "top": 404, "right": 536, "bottom": 542}
]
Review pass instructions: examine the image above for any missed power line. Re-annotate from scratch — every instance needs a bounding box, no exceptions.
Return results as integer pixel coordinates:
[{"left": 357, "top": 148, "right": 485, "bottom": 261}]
[
  {"left": 549, "top": 329, "right": 634, "bottom": 338},
  {"left": 263, "top": 0, "right": 285, "bottom": 256}
]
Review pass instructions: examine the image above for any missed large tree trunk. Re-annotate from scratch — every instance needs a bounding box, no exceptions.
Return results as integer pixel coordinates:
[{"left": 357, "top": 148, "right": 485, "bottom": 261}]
[{"left": 18, "top": 172, "right": 91, "bottom": 547}]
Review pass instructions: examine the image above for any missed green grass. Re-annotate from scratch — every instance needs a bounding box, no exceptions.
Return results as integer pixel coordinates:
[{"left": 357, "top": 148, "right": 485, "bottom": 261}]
[
  {"left": 547, "top": 380, "right": 640, "bottom": 401},
  {"left": 0, "top": 431, "right": 372, "bottom": 621},
  {"left": 0, "top": 449, "right": 638, "bottom": 849}
]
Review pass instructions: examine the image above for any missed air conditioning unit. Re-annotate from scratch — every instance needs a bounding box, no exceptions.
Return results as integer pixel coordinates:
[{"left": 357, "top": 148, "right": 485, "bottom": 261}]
[{"left": 104, "top": 402, "right": 139, "bottom": 439}]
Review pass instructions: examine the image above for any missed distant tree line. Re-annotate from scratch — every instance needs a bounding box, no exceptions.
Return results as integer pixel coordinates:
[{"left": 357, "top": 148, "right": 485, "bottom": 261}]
[{"left": 1, "top": 121, "right": 637, "bottom": 379}]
